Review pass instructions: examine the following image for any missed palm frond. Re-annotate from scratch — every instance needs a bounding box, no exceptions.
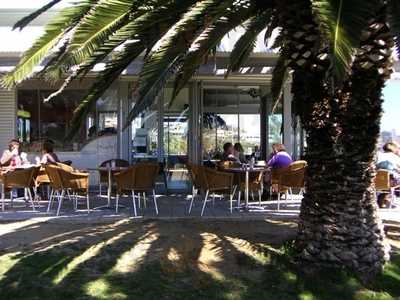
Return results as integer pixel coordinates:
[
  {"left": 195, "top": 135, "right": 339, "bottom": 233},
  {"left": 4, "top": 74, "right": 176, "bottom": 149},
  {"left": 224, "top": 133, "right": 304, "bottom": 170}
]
[
  {"left": 133, "top": 0, "right": 233, "bottom": 121},
  {"left": 311, "top": 0, "right": 381, "bottom": 81},
  {"left": 43, "top": 0, "right": 195, "bottom": 103},
  {"left": 13, "top": 0, "right": 64, "bottom": 30},
  {"left": 65, "top": 41, "right": 145, "bottom": 139},
  {"left": 1, "top": 0, "right": 96, "bottom": 88},
  {"left": 226, "top": 10, "right": 272, "bottom": 76},
  {"left": 172, "top": 5, "right": 258, "bottom": 102},
  {"left": 387, "top": 0, "right": 400, "bottom": 56},
  {"left": 271, "top": 54, "right": 289, "bottom": 104}
]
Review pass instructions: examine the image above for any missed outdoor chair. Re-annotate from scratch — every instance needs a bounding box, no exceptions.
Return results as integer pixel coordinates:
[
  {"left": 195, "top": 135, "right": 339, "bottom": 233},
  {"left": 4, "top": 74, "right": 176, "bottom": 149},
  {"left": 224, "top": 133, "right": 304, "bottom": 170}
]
[
  {"left": 199, "top": 167, "right": 235, "bottom": 216},
  {"left": 0, "top": 166, "right": 40, "bottom": 211},
  {"left": 187, "top": 163, "right": 208, "bottom": 213},
  {"left": 375, "top": 169, "right": 397, "bottom": 209},
  {"left": 98, "top": 159, "right": 129, "bottom": 197},
  {"left": 45, "top": 163, "right": 90, "bottom": 216},
  {"left": 114, "top": 163, "right": 159, "bottom": 216},
  {"left": 275, "top": 161, "right": 307, "bottom": 210}
]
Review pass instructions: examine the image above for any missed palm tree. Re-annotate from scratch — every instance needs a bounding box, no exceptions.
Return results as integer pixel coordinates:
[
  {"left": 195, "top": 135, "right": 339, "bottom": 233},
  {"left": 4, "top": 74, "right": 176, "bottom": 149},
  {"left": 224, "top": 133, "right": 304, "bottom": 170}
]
[{"left": 2, "top": 0, "right": 400, "bottom": 280}]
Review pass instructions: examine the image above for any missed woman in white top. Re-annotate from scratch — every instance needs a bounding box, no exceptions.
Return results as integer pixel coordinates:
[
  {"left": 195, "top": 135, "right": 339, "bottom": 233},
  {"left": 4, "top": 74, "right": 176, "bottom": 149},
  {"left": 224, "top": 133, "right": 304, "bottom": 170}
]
[{"left": 0, "top": 139, "right": 28, "bottom": 168}]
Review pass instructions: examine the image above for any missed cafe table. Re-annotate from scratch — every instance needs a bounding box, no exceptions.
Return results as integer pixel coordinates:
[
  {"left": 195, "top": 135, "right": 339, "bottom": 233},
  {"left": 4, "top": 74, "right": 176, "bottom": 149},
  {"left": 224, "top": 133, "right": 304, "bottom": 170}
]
[
  {"left": 87, "top": 166, "right": 128, "bottom": 210},
  {"left": 223, "top": 165, "right": 268, "bottom": 210}
]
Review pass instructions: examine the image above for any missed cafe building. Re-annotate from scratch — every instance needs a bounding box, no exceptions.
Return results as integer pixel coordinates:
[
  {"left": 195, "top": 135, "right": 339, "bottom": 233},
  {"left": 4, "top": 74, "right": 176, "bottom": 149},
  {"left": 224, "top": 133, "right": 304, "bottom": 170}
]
[{"left": 0, "top": 8, "right": 303, "bottom": 188}]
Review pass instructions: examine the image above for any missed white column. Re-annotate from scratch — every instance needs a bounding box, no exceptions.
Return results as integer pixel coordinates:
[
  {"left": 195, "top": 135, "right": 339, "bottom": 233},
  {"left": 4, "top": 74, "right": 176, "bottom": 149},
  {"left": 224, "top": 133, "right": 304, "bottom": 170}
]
[{"left": 283, "top": 81, "right": 294, "bottom": 155}]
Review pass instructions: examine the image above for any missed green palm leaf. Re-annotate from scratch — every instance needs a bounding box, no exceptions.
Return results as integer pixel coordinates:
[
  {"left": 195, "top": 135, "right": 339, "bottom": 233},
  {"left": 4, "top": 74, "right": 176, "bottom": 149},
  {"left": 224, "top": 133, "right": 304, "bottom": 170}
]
[
  {"left": 171, "top": 5, "right": 258, "bottom": 102},
  {"left": 132, "top": 0, "right": 233, "bottom": 121},
  {"left": 271, "top": 53, "right": 289, "bottom": 104},
  {"left": 311, "top": 0, "right": 381, "bottom": 81},
  {"left": 1, "top": 0, "right": 96, "bottom": 88},
  {"left": 65, "top": 41, "right": 146, "bottom": 139},
  {"left": 43, "top": 0, "right": 196, "bottom": 102},
  {"left": 226, "top": 10, "right": 272, "bottom": 76}
]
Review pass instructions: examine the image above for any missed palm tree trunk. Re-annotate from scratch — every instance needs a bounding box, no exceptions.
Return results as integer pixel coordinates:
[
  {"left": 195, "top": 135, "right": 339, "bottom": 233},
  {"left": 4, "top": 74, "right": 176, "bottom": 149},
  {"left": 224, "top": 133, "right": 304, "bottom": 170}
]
[
  {"left": 333, "top": 7, "right": 393, "bottom": 278},
  {"left": 277, "top": 0, "right": 390, "bottom": 281}
]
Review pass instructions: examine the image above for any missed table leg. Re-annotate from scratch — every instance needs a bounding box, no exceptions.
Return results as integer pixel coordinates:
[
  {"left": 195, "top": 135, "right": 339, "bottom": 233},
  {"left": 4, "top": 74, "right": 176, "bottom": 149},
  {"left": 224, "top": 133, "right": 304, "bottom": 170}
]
[
  {"left": 107, "top": 169, "right": 111, "bottom": 207},
  {"left": 245, "top": 170, "right": 249, "bottom": 209}
]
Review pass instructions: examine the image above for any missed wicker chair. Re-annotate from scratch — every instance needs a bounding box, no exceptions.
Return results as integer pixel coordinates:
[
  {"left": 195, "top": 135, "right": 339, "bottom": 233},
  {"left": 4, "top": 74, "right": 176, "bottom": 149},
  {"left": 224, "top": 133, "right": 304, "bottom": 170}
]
[
  {"left": 198, "top": 167, "right": 235, "bottom": 216},
  {"left": 45, "top": 163, "right": 90, "bottom": 216},
  {"left": 98, "top": 159, "right": 129, "bottom": 197},
  {"left": 0, "top": 166, "right": 40, "bottom": 211},
  {"left": 113, "top": 163, "right": 159, "bottom": 216},
  {"left": 187, "top": 163, "right": 208, "bottom": 213},
  {"left": 375, "top": 169, "right": 397, "bottom": 209},
  {"left": 276, "top": 161, "right": 307, "bottom": 210}
]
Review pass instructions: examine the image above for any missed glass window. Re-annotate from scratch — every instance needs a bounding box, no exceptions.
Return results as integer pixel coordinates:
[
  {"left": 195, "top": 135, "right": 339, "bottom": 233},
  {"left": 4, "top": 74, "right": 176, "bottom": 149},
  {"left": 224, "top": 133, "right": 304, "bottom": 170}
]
[
  {"left": 202, "top": 86, "right": 261, "bottom": 159},
  {"left": 240, "top": 114, "right": 260, "bottom": 154},
  {"left": 269, "top": 100, "right": 283, "bottom": 145},
  {"left": 17, "top": 89, "right": 118, "bottom": 152}
]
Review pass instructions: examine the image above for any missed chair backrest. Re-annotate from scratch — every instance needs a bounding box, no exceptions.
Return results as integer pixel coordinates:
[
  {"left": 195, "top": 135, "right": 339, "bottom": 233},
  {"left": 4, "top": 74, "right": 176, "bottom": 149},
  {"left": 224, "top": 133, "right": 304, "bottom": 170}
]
[
  {"left": 278, "top": 163, "right": 307, "bottom": 189},
  {"left": 187, "top": 163, "right": 207, "bottom": 190},
  {"left": 203, "top": 167, "right": 233, "bottom": 190},
  {"left": 289, "top": 160, "right": 308, "bottom": 171},
  {"left": 44, "top": 164, "right": 63, "bottom": 190},
  {"left": 3, "top": 166, "right": 40, "bottom": 188},
  {"left": 100, "top": 159, "right": 129, "bottom": 168},
  {"left": 375, "top": 169, "right": 391, "bottom": 191},
  {"left": 115, "top": 163, "right": 159, "bottom": 191}
]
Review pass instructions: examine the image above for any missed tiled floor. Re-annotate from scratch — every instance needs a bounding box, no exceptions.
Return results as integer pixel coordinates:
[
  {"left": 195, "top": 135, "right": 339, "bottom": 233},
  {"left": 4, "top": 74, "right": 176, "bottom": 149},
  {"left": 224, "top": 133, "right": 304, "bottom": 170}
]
[{"left": 0, "top": 192, "right": 399, "bottom": 223}]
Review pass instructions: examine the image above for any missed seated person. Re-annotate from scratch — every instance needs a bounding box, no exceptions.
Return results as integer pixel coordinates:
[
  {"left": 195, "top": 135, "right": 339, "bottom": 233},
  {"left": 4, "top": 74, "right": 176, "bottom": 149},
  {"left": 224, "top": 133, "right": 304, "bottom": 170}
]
[
  {"left": 267, "top": 143, "right": 293, "bottom": 169},
  {"left": 40, "top": 140, "right": 60, "bottom": 164},
  {"left": 376, "top": 142, "right": 400, "bottom": 207},
  {"left": 234, "top": 142, "right": 247, "bottom": 163},
  {"left": 0, "top": 139, "right": 28, "bottom": 168},
  {"left": 222, "top": 142, "right": 237, "bottom": 162}
]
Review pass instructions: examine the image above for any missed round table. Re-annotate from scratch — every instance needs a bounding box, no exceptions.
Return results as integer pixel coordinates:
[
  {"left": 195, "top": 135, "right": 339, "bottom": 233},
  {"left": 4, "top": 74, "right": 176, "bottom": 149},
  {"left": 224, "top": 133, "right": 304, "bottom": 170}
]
[
  {"left": 87, "top": 166, "right": 128, "bottom": 210},
  {"left": 224, "top": 166, "right": 269, "bottom": 209}
]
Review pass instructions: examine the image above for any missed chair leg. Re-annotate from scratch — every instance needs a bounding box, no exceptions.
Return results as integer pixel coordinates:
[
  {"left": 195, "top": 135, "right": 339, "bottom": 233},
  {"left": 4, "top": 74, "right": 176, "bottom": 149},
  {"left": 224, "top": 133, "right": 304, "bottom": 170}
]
[
  {"left": 27, "top": 188, "right": 35, "bottom": 211},
  {"left": 289, "top": 188, "right": 293, "bottom": 201},
  {"left": 137, "top": 192, "right": 141, "bottom": 209},
  {"left": 238, "top": 191, "right": 241, "bottom": 209},
  {"left": 277, "top": 189, "right": 281, "bottom": 211},
  {"left": 212, "top": 194, "right": 215, "bottom": 207},
  {"left": 200, "top": 190, "right": 209, "bottom": 217},
  {"left": 230, "top": 191, "right": 234, "bottom": 214},
  {"left": 56, "top": 190, "right": 65, "bottom": 216},
  {"left": 1, "top": 184, "right": 5, "bottom": 212},
  {"left": 47, "top": 190, "right": 54, "bottom": 212},
  {"left": 132, "top": 191, "right": 137, "bottom": 217},
  {"left": 86, "top": 193, "right": 90, "bottom": 214},
  {"left": 116, "top": 194, "right": 120, "bottom": 214},
  {"left": 153, "top": 189, "right": 158, "bottom": 215},
  {"left": 390, "top": 188, "right": 395, "bottom": 210},
  {"left": 188, "top": 191, "right": 196, "bottom": 214},
  {"left": 258, "top": 189, "right": 262, "bottom": 205},
  {"left": 143, "top": 192, "right": 147, "bottom": 209}
]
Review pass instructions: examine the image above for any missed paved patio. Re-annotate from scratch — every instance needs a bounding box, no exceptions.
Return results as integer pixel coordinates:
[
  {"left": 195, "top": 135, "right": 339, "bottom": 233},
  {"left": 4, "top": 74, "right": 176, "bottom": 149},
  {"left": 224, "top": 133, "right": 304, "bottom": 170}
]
[{"left": 0, "top": 191, "right": 399, "bottom": 223}]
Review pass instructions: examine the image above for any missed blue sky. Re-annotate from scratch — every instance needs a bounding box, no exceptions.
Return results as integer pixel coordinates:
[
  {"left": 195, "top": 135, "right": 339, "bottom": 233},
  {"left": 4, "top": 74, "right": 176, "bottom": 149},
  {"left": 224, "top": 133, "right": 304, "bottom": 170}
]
[{"left": 382, "top": 80, "right": 400, "bottom": 133}]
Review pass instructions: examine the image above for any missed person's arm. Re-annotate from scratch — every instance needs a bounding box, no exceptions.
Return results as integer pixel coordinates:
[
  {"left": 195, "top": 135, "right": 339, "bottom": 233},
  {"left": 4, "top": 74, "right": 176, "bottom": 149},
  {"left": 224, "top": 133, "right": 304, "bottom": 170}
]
[
  {"left": 0, "top": 150, "right": 12, "bottom": 166},
  {"left": 267, "top": 154, "right": 276, "bottom": 168}
]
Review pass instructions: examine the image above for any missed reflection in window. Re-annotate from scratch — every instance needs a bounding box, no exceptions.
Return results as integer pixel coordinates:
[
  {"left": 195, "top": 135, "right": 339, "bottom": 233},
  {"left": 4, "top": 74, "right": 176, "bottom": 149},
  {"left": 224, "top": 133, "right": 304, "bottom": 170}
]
[
  {"left": 269, "top": 100, "right": 283, "bottom": 145},
  {"left": 17, "top": 89, "right": 118, "bottom": 151}
]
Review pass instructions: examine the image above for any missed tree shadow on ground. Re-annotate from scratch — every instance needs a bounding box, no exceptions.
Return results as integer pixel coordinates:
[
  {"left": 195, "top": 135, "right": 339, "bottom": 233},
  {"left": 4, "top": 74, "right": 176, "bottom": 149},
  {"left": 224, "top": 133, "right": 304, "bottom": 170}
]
[{"left": 0, "top": 219, "right": 399, "bottom": 300}]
